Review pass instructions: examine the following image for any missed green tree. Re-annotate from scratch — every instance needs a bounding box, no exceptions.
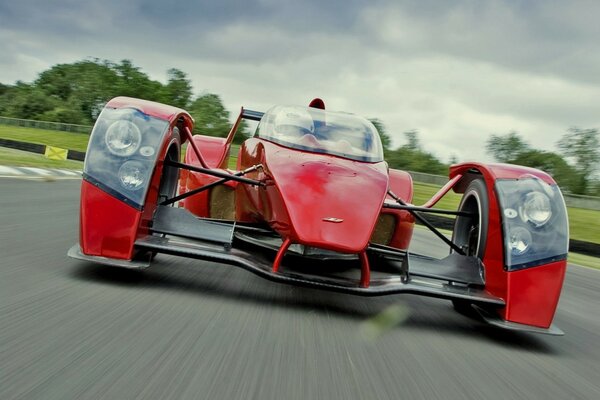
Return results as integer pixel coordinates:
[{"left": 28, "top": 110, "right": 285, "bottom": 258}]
[
  {"left": 0, "top": 84, "right": 15, "bottom": 115},
  {"left": 2, "top": 82, "right": 57, "bottom": 119},
  {"left": 188, "top": 93, "right": 231, "bottom": 137},
  {"left": 34, "top": 60, "right": 120, "bottom": 122},
  {"left": 511, "top": 149, "right": 581, "bottom": 193},
  {"left": 368, "top": 118, "right": 392, "bottom": 152},
  {"left": 37, "top": 100, "right": 88, "bottom": 124},
  {"left": 403, "top": 129, "right": 420, "bottom": 151},
  {"left": 385, "top": 130, "right": 448, "bottom": 175},
  {"left": 162, "top": 68, "right": 193, "bottom": 108},
  {"left": 36, "top": 63, "right": 78, "bottom": 101},
  {"left": 232, "top": 118, "right": 254, "bottom": 144},
  {"left": 113, "top": 59, "right": 164, "bottom": 102},
  {"left": 1, "top": 59, "right": 200, "bottom": 124},
  {"left": 486, "top": 131, "right": 530, "bottom": 162},
  {"left": 557, "top": 127, "right": 600, "bottom": 194}
]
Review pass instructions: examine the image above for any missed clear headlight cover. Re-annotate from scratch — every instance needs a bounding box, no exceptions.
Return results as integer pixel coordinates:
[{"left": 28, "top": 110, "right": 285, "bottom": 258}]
[
  {"left": 520, "top": 191, "right": 552, "bottom": 227},
  {"left": 84, "top": 107, "right": 169, "bottom": 209},
  {"left": 508, "top": 226, "right": 533, "bottom": 256},
  {"left": 118, "top": 161, "right": 147, "bottom": 191},
  {"left": 105, "top": 120, "right": 142, "bottom": 156},
  {"left": 495, "top": 177, "right": 569, "bottom": 271}
]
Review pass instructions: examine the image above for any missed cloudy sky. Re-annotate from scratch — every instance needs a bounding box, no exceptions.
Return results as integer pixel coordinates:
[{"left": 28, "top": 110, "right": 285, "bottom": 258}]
[{"left": 1, "top": 0, "right": 599, "bottom": 163}]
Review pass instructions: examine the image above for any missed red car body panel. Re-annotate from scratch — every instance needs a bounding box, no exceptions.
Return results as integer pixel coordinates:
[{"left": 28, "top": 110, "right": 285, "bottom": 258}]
[
  {"left": 183, "top": 138, "right": 414, "bottom": 253},
  {"left": 80, "top": 180, "right": 142, "bottom": 259},
  {"left": 80, "top": 98, "right": 191, "bottom": 260},
  {"left": 239, "top": 139, "right": 388, "bottom": 253},
  {"left": 178, "top": 135, "right": 236, "bottom": 216},
  {"left": 185, "top": 136, "right": 230, "bottom": 169},
  {"left": 453, "top": 162, "right": 556, "bottom": 184},
  {"left": 238, "top": 139, "right": 389, "bottom": 253},
  {"left": 505, "top": 261, "right": 567, "bottom": 328},
  {"left": 105, "top": 97, "right": 193, "bottom": 125},
  {"left": 386, "top": 169, "right": 415, "bottom": 249},
  {"left": 450, "top": 162, "right": 566, "bottom": 328}
]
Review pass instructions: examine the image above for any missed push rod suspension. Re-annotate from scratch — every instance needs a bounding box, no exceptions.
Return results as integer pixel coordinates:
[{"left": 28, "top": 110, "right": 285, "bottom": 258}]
[
  {"left": 164, "top": 160, "right": 265, "bottom": 187},
  {"left": 182, "top": 126, "right": 208, "bottom": 168},
  {"left": 160, "top": 164, "right": 263, "bottom": 206},
  {"left": 388, "top": 190, "right": 465, "bottom": 255},
  {"left": 382, "top": 203, "right": 474, "bottom": 217}
]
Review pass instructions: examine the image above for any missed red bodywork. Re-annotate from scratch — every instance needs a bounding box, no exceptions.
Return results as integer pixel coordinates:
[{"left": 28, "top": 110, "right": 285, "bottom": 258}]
[
  {"left": 79, "top": 180, "right": 142, "bottom": 259},
  {"left": 449, "top": 163, "right": 567, "bottom": 328},
  {"left": 79, "top": 97, "right": 193, "bottom": 259},
  {"left": 74, "top": 97, "right": 568, "bottom": 334},
  {"left": 237, "top": 139, "right": 389, "bottom": 252},
  {"left": 179, "top": 131, "right": 415, "bottom": 288}
]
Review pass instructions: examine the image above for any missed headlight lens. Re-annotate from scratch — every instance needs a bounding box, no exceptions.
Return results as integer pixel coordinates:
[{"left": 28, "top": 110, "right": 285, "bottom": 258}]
[
  {"left": 496, "top": 178, "right": 568, "bottom": 270},
  {"left": 508, "top": 227, "right": 532, "bottom": 256},
  {"left": 105, "top": 120, "right": 142, "bottom": 156},
  {"left": 118, "top": 161, "right": 147, "bottom": 191},
  {"left": 520, "top": 191, "right": 552, "bottom": 227}
]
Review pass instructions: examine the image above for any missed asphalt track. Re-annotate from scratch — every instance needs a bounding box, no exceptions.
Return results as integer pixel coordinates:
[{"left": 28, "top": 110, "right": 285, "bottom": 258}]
[{"left": 1, "top": 178, "right": 599, "bottom": 400}]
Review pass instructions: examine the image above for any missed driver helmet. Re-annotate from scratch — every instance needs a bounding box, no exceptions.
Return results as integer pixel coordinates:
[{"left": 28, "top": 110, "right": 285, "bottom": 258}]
[{"left": 273, "top": 107, "right": 314, "bottom": 138}]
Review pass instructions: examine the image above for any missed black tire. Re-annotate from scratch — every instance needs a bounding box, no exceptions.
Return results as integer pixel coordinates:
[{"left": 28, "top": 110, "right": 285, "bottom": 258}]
[
  {"left": 451, "top": 178, "right": 489, "bottom": 317},
  {"left": 140, "top": 141, "right": 181, "bottom": 262},
  {"left": 158, "top": 142, "right": 181, "bottom": 204},
  {"left": 452, "top": 178, "right": 489, "bottom": 259}
]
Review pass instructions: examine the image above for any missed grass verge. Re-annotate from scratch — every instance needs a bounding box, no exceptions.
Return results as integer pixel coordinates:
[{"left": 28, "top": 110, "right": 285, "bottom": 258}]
[
  {"left": 0, "top": 125, "right": 90, "bottom": 152},
  {"left": 412, "top": 181, "right": 461, "bottom": 210},
  {"left": 568, "top": 253, "right": 600, "bottom": 270},
  {"left": 0, "top": 147, "right": 83, "bottom": 170}
]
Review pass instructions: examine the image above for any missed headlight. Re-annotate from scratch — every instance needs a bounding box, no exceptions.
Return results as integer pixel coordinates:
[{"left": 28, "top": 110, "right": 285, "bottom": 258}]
[
  {"left": 84, "top": 107, "right": 169, "bottom": 209},
  {"left": 520, "top": 191, "right": 552, "bottom": 227},
  {"left": 496, "top": 177, "right": 568, "bottom": 271},
  {"left": 118, "top": 161, "right": 147, "bottom": 191},
  {"left": 105, "top": 120, "right": 142, "bottom": 156},
  {"left": 508, "top": 227, "right": 532, "bottom": 256}
]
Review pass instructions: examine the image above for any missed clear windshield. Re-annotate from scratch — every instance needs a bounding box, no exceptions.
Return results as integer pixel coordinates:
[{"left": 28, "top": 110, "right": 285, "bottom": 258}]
[{"left": 255, "top": 105, "right": 384, "bottom": 162}]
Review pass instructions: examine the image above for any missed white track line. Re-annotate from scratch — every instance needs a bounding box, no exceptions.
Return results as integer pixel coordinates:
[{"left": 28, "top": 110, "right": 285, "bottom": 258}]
[
  {"left": 0, "top": 166, "right": 25, "bottom": 175},
  {"left": 19, "top": 167, "right": 53, "bottom": 176},
  {"left": 0, "top": 166, "right": 82, "bottom": 180}
]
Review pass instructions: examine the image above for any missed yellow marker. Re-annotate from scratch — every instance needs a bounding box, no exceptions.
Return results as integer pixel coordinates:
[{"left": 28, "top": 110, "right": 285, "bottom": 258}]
[{"left": 44, "top": 146, "right": 68, "bottom": 161}]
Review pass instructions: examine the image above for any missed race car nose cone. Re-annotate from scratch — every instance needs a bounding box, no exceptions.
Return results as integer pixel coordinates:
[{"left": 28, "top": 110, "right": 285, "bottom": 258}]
[{"left": 270, "top": 154, "right": 389, "bottom": 253}]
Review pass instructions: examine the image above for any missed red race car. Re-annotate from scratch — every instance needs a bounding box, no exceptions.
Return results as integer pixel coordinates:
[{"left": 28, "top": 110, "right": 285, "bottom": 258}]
[{"left": 69, "top": 97, "right": 569, "bottom": 335}]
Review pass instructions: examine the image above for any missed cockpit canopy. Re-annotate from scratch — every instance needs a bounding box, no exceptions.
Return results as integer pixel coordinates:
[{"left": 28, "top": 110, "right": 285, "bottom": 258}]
[{"left": 255, "top": 105, "right": 384, "bottom": 162}]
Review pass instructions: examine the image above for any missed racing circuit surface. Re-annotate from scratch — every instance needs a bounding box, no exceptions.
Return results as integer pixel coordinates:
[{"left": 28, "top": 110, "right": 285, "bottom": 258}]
[{"left": 1, "top": 178, "right": 599, "bottom": 400}]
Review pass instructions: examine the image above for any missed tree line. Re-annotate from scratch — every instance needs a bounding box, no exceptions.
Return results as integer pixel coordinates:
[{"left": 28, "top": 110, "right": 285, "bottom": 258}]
[
  {"left": 0, "top": 59, "right": 598, "bottom": 195},
  {"left": 0, "top": 58, "right": 248, "bottom": 141},
  {"left": 486, "top": 130, "right": 599, "bottom": 195}
]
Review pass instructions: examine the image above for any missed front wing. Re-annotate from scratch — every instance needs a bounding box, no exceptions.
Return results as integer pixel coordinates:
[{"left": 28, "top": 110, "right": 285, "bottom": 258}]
[{"left": 68, "top": 206, "right": 563, "bottom": 336}]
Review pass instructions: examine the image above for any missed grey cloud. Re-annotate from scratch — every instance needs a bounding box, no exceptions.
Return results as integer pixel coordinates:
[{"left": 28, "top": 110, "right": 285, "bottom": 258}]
[
  {"left": 0, "top": 0, "right": 369, "bottom": 37},
  {"left": 362, "top": 1, "right": 600, "bottom": 85},
  {"left": 1, "top": 0, "right": 600, "bottom": 163}
]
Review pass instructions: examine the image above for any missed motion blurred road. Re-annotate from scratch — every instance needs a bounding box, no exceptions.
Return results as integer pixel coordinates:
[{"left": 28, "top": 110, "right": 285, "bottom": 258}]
[{"left": 1, "top": 178, "right": 599, "bottom": 400}]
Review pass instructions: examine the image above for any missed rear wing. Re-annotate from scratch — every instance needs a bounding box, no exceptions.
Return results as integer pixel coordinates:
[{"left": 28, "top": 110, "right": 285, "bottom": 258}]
[
  {"left": 223, "top": 108, "right": 264, "bottom": 147},
  {"left": 241, "top": 109, "right": 264, "bottom": 121}
]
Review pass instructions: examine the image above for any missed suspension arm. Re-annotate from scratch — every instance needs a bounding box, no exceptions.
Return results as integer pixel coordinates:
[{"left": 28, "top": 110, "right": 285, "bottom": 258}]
[
  {"left": 161, "top": 164, "right": 263, "bottom": 206},
  {"left": 382, "top": 203, "right": 474, "bottom": 217},
  {"left": 164, "top": 160, "right": 265, "bottom": 186},
  {"left": 388, "top": 190, "right": 466, "bottom": 255}
]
